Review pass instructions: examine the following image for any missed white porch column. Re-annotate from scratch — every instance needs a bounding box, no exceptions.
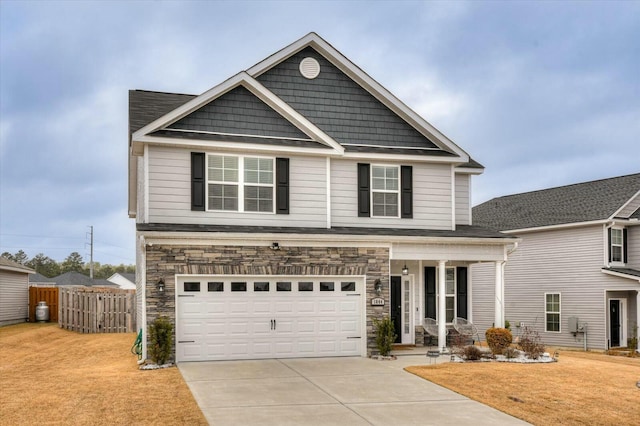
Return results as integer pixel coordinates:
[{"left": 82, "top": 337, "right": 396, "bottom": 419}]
[
  {"left": 438, "top": 260, "right": 447, "bottom": 352},
  {"left": 494, "top": 261, "right": 505, "bottom": 328}
]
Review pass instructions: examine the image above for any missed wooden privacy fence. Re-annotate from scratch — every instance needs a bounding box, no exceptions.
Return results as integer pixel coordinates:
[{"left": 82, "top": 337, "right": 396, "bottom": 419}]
[
  {"left": 29, "top": 286, "right": 59, "bottom": 322},
  {"left": 59, "top": 287, "right": 136, "bottom": 333}
]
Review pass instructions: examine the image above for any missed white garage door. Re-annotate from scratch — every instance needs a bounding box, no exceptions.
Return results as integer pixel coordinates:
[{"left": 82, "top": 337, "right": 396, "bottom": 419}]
[{"left": 176, "top": 276, "right": 364, "bottom": 362}]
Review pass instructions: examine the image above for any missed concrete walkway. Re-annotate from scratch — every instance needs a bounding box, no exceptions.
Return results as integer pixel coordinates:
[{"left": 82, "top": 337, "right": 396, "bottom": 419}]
[{"left": 178, "top": 355, "right": 530, "bottom": 426}]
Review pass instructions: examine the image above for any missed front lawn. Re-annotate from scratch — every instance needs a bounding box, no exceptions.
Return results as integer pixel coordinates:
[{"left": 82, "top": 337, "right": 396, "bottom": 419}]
[
  {"left": 407, "top": 350, "right": 639, "bottom": 425},
  {"left": 0, "top": 323, "right": 207, "bottom": 425}
]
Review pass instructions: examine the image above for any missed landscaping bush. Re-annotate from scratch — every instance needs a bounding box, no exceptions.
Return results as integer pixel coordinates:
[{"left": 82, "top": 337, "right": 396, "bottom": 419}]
[
  {"left": 518, "top": 326, "right": 545, "bottom": 359},
  {"left": 461, "top": 345, "right": 483, "bottom": 361},
  {"left": 503, "top": 347, "right": 519, "bottom": 359},
  {"left": 372, "top": 316, "right": 396, "bottom": 357},
  {"left": 485, "top": 327, "right": 513, "bottom": 355},
  {"left": 148, "top": 316, "right": 173, "bottom": 365}
]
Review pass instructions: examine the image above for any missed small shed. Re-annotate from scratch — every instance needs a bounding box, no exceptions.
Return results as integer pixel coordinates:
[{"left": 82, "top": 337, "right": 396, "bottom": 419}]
[{"left": 0, "top": 258, "right": 35, "bottom": 326}]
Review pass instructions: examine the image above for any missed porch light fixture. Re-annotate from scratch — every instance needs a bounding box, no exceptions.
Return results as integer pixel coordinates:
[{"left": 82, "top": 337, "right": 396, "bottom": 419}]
[
  {"left": 270, "top": 242, "right": 281, "bottom": 251},
  {"left": 157, "top": 278, "right": 165, "bottom": 293},
  {"left": 402, "top": 264, "right": 409, "bottom": 275},
  {"left": 374, "top": 279, "right": 382, "bottom": 295}
]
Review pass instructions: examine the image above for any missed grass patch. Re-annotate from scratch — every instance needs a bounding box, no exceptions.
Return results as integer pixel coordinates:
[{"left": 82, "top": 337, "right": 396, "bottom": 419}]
[
  {"left": 0, "top": 323, "right": 207, "bottom": 425},
  {"left": 406, "top": 350, "right": 639, "bottom": 425}
]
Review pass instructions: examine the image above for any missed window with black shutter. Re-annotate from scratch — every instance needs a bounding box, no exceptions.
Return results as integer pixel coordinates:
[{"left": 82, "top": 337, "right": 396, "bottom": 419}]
[{"left": 191, "top": 152, "right": 205, "bottom": 211}]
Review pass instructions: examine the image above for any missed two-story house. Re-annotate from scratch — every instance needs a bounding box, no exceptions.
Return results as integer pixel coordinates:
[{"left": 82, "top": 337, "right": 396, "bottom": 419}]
[
  {"left": 472, "top": 174, "right": 640, "bottom": 351},
  {"left": 129, "top": 33, "right": 517, "bottom": 363}
]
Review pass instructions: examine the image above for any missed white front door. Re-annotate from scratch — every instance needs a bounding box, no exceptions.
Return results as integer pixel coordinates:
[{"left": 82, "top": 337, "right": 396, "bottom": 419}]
[{"left": 176, "top": 276, "right": 364, "bottom": 362}]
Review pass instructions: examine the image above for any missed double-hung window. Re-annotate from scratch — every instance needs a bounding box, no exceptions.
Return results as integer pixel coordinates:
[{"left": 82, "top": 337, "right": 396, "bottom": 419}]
[
  {"left": 545, "top": 293, "right": 561, "bottom": 332},
  {"left": 207, "top": 155, "right": 274, "bottom": 213},
  {"left": 371, "top": 165, "right": 399, "bottom": 217},
  {"left": 610, "top": 228, "right": 624, "bottom": 263}
]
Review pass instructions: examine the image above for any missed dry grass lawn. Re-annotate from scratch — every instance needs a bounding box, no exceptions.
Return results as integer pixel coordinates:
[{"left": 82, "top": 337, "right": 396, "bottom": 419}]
[
  {"left": 407, "top": 350, "right": 640, "bottom": 426},
  {"left": 0, "top": 323, "right": 207, "bottom": 425}
]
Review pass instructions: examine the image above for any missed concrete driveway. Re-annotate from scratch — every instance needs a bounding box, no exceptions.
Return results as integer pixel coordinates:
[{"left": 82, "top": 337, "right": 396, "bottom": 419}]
[{"left": 178, "top": 355, "right": 529, "bottom": 426}]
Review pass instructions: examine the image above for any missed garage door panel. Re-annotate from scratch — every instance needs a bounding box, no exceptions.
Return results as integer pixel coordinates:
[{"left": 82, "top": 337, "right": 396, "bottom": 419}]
[{"left": 177, "top": 276, "right": 363, "bottom": 362}]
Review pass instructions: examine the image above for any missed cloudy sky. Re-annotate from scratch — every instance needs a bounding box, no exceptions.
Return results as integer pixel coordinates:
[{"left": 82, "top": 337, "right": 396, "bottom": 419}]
[{"left": 1, "top": 1, "right": 638, "bottom": 264}]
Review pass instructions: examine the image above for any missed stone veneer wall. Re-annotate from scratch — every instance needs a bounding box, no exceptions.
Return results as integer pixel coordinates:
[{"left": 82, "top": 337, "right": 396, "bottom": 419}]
[{"left": 145, "top": 244, "right": 390, "bottom": 362}]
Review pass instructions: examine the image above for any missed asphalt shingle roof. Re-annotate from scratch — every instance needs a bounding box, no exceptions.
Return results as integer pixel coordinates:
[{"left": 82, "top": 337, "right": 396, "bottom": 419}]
[
  {"left": 129, "top": 90, "right": 195, "bottom": 134},
  {"left": 473, "top": 173, "right": 640, "bottom": 231},
  {"left": 0, "top": 257, "right": 35, "bottom": 273}
]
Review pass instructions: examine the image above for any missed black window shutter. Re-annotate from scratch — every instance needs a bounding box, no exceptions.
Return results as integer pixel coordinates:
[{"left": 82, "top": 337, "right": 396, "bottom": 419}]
[
  {"left": 401, "top": 165, "right": 413, "bottom": 218},
  {"left": 191, "top": 152, "right": 205, "bottom": 211},
  {"left": 425, "top": 267, "right": 436, "bottom": 320},
  {"left": 623, "top": 228, "right": 628, "bottom": 263},
  {"left": 357, "top": 163, "right": 370, "bottom": 217},
  {"left": 608, "top": 228, "right": 612, "bottom": 262},
  {"left": 276, "top": 158, "right": 289, "bottom": 214},
  {"left": 456, "top": 267, "right": 468, "bottom": 320}
]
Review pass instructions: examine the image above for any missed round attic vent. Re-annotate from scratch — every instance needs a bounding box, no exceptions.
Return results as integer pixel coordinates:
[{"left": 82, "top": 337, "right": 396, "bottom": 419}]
[{"left": 299, "top": 57, "right": 320, "bottom": 79}]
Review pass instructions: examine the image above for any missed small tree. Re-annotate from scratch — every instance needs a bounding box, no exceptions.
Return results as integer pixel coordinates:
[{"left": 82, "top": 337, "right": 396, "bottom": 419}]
[
  {"left": 485, "top": 327, "right": 513, "bottom": 355},
  {"left": 372, "top": 316, "right": 396, "bottom": 357},
  {"left": 148, "top": 316, "right": 173, "bottom": 365}
]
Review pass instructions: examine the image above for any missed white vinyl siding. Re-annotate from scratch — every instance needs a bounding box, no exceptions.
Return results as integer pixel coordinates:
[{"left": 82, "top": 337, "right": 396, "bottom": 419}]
[
  {"left": 331, "top": 159, "right": 453, "bottom": 229},
  {"left": 472, "top": 225, "right": 640, "bottom": 350},
  {"left": 455, "top": 173, "right": 471, "bottom": 225},
  {"left": 627, "top": 226, "right": 640, "bottom": 270},
  {"left": 145, "top": 146, "right": 326, "bottom": 227},
  {"left": 0, "top": 270, "right": 29, "bottom": 326}
]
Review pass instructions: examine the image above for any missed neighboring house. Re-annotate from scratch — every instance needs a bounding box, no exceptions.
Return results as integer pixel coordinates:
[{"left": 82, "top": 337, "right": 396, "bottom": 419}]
[
  {"left": 107, "top": 272, "right": 136, "bottom": 290},
  {"left": 472, "top": 173, "right": 640, "bottom": 351},
  {"left": 28, "top": 271, "right": 118, "bottom": 288},
  {"left": 129, "top": 32, "right": 517, "bottom": 363},
  {"left": 0, "top": 258, "right": 35, "bottom": 326}
]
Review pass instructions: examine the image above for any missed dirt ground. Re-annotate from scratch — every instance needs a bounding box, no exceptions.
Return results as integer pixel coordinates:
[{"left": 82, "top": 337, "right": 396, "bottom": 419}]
[
  {"left": 406, "top": 349, "right": 640, "bottom": 426},
  {"left": 0, "top": 323, "right": 207, "bottom": 425}
]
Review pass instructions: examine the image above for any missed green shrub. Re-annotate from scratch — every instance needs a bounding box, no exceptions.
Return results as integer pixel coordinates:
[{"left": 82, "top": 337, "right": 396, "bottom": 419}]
[
  {"left": 461, "top": 345, "right": 483, "bottom": 361},
  {"left": 485, "top": 327, "right": 513, "bottom": 355},
  {"left": 148, "top": 316, "right": 173, "bottom": 365},
  {"left": 372, "top": 316, "right": 396, "bottom": 357},
  {"left": 518, "top": 326, "right": 545, "bottom": 359}
]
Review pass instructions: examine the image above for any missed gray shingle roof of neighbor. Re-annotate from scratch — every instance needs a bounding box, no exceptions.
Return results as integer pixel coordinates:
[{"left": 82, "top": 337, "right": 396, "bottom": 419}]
[
  {"left": 121, "top": 273, "right": 135, "bottom": 282},
  {"left": 29, "top": 272, "right": 53, "bottom": 282},
  {"left": 50, "top": 271, "right": 96, "bottom": 286},
  {"left": 473, "top": 173, "right": 640, "bottom": 231},
  {"left": 137, "top": 223, "right": 515, "bottom": 240}
]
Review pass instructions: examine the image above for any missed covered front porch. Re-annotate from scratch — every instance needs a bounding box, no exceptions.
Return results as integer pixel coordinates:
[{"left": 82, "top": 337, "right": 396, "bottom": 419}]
[{"left": 388, "top": 239, "right": 517, "bottom": 353}]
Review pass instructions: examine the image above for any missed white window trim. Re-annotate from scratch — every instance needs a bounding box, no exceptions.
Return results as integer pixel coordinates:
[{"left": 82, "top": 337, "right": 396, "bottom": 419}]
[
  {"left": 544, "top": 292, "right": 561, "bottom": 333},
  {"left": 610, "top": 227, "right": 624, "bottom": 265},
  {"left": 206, "top": 154, "right": 275, "bottom": 214},
  {"left": 370, "top": 164, "right": 400, "bottom": 218}
]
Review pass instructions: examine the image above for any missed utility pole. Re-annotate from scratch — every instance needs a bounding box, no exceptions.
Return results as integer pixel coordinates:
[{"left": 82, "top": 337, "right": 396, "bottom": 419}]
[{"left": 87, "top": 226, "right": 94, "bottom": 278}]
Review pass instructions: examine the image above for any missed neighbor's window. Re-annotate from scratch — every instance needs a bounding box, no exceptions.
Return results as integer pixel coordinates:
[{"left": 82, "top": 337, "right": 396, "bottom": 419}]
[
  {"left": 207, "top": 155, "right": 274, "bottom": 212},
  {"left": 371, "top": 165, "right": 399, "bottom": 217},
  {"left": 610, "top": 228, "right": 624, "bottom": 263},
  {"left": 545, "top": 293, "right": 561, "bottom": 332}
]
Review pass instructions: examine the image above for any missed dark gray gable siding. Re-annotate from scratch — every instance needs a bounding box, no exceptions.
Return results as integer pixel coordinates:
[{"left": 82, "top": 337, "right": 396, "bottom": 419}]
[
  {"left": 256, "top": 47, "right": 441, "bottom": 150},
  {"left": 168, "top": 85, "right": 309, "bottom": 139},
  {"left": 473, "top": 173, "right": 640, "bottom": 231}
]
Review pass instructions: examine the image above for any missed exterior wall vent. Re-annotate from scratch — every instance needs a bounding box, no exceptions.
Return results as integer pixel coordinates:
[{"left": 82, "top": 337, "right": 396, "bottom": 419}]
[{"left": 299, "top": 57, "right": 320, "bottom": 79}]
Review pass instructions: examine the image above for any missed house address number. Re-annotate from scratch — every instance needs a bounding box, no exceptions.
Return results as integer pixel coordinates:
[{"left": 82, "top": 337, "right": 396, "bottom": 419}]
[{"left": 371, "top": 298, "right": 385, "bottom": 306}]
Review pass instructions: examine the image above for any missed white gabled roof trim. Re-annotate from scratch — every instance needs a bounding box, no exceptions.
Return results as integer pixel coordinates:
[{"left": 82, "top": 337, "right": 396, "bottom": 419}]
[
  {"left": 610, "top": 189, "right": 640, "bottom": 220},
  {"left": 131, "top": 134, "right": 337, "bottom": 157},
  {"left": 502, "top": 218, "right": 640, "bottom": 235},
  {"left": 131, "top": 72, "right": 344, "bottom": 155},
  {"left": 247, "top": 32, "right": 470, "bottom": 163}
]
